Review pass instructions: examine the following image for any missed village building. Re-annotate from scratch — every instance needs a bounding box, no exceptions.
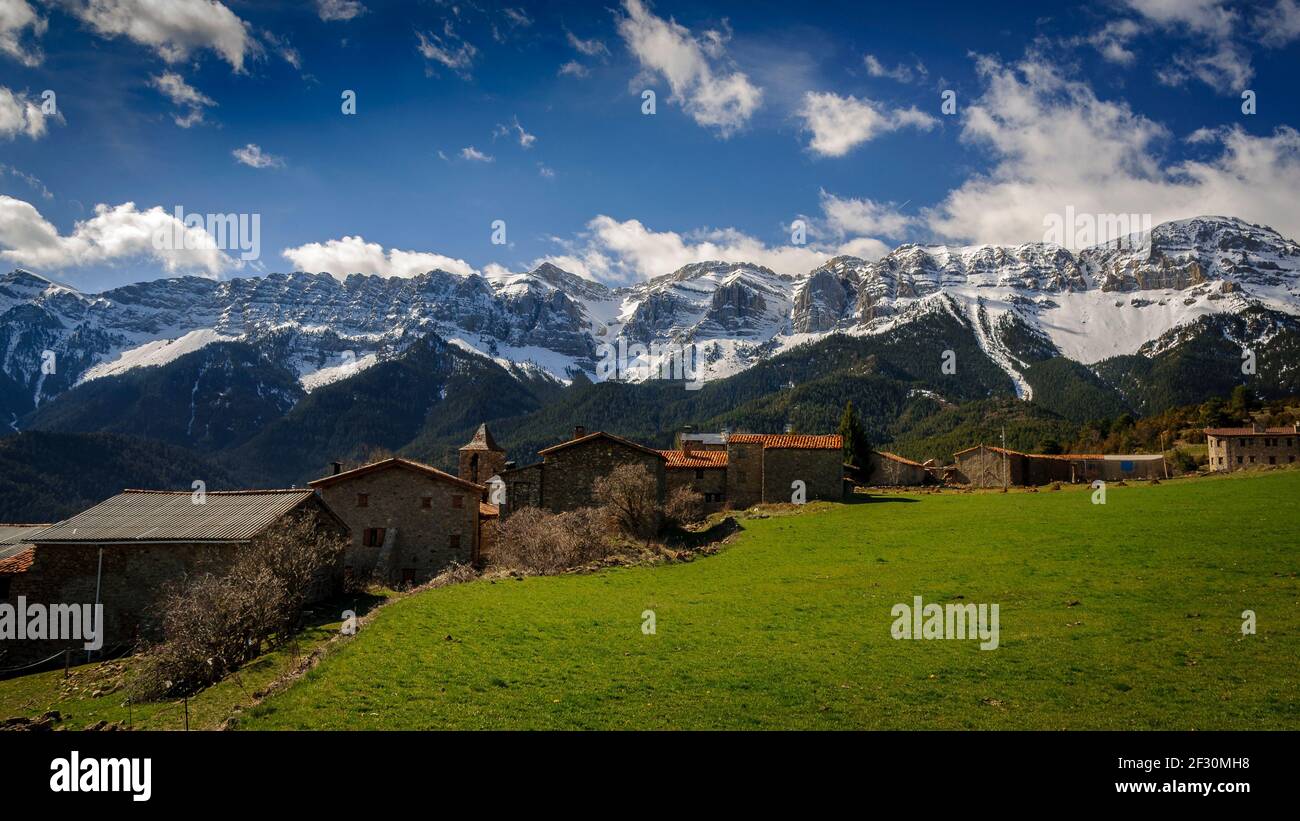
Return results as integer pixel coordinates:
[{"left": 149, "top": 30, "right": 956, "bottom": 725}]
[
  {"left": 498, "top": 427, "right": 667, "bottom": 516},
  {"left": 864, "top": 451, "right": 932, "bottom": 486},
  {"left": 725, "top": 434, "right": 846, "bottom": 507},
  {"left": 310, "top": 457, "right": 485, "bottom": 586},
  {"left": 0, "top": 524, "right": 47, "bottom": 605},
  {"left": 659, "top": 445, "right": 729, "bottom": 513},
  {"left": 459, "top": 423, "right": 508, "bottom": 485},
  {"left": 2, "top": 491, "right": 347, "bottom": 666},
  {"left": 953, "top": 445, "right": 1167, "bottom": 488},
  {"left": 1205, "top": 423, "right": 1300, "bottom": 471}
]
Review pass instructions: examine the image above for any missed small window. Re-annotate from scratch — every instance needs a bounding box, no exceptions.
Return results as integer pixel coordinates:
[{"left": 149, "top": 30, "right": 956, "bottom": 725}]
[
  {"left": 421, "top": 496, "right": 432, "bottom": 509},
  {"left": 1269, "top": 456, "right": 1276, "bottom": 465},
  {"left": 362, "top": 527, "right": 386, "bottom": 547},
  {"left": 1236, "top": 456, "right": 1243, "bottom": 464},
  {"left": 357, "top": 493, "right": 369, "bottom": 508},
  {"left": 695, "top": 469, "right": 704, "bottom": 480},
  {"left": 452, "top": 495, "right": 463, "bottom": 509},
  {"left": 449, "top": 534, "right": 461, "bottom": 550},
  {"left": 0, "top": 577, "right": 10, "bottom": 600},
  {"left": 401, "top": 568, "right": 416, "bottom": 585}
]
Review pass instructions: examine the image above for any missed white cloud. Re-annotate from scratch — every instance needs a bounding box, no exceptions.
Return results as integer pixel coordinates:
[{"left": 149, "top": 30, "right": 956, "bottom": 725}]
[
  {"left": 232, "top": 143, "right": 284, "bottom": 168},
  {"left": 493, "top": 117, "right": 535, "bottom": 148},
  {"left": 0, "top": 163, "right": 51, "bottom": 199},
  {"left": 281, "top": 235, "right": 477, "bottom": 279},
  {"left": 150, "top": 71, "right": 215, "bottom": 128},
  {"left": 537, "top": 214, "right": 889, "bottom": 285},
  {"left": 1123, "top": 0, "right": 1237, "bottom": 37},
  {"left": 925, "top": 54, "right": 1300, "bottom": 244},
  {"left": 1256, "top": 0, "right": 1300, "bottom": 46},
  {"left": 0, "top": 195, "right": 233, "bottom": 276},
  {"left": 1115, "top": 0, "right": 1251, "bottom": 91},
  {"left": 537, "top": 163, "right": 555, "bottom": 179},
  {"left": 460, "top": 146, "right": 493, "bottom": 162},
  {"left": 615, "top": 0, "right": 762, "bottom": 137},
  {"left": 818, "top": 190, "right": 915, "bottom": 239},
  {"left": 417, "top": 22, "right": 476, "bottom": 76},
  {"left": 66, "top": 0, "right": 257, "bottom": 71},
  {"left": 0, "top": 86, "right": 51, "bottom": 140},
  {"left": 261, "top": 30, "right": 301, "bottom": 69},
  {"left": 558, "top": 60, "right": 589, "bottom": 78},
  {"left": 502, "top": 8, "right": 531, "bottom": 28},
  {"left": 317, "top": 0, "right": 365, "bottom": 22},
  {"left": 567, "top": 30, "right": 608, "bottom": 57},
  {"left": 798, "top": 91, "right": 937, "bottom": 158},
  {"left": 0, "top": 0, "right": 45, "bottom": 66},
  {"left": 1082, "top": 19, "right": 1140, "bottom": 65},
  {"left": 864, "top": 54, "right": 924, "bottom": 83}
]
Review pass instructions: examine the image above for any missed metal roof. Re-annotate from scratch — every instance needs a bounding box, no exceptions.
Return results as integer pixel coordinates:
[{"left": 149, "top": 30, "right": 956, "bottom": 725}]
[
  {"left": 30, "top": 490, "right": 317, "bottom": 544},
  {"left": 309, "top": 457, "right": 485, "bottom": 492},
  {"left": 0, "top": 524, "right": 50, "bottom": 547}
]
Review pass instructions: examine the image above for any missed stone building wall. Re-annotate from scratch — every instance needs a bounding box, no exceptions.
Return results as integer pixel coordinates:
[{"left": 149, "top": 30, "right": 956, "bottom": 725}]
[
  {"left": 499, "top": 463, "right": 543, "bottom": 517},
  {"left": 866, "top": 452, "right": 929, "bottom": 486},
  {"left": 1207, "top": 433, "right": 1300, "bottom": 472},
  {"left": 315, "top": 467, "right": 479, "bottom": 585},
  {"left": 665, "top": 467, "right": 728, "bottom": 512},
  {"left": 724, "top": 441, "right": 764, "bottom": 509},
  {"left": 761, "top": 448, "right": 844, "bottom": 502},
  {"left": 541, "top": 441, "right": 665, "bottom": 514}
]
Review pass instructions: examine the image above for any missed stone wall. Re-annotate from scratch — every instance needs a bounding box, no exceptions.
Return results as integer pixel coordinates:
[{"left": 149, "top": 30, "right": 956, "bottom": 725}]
[
  {"left": 724, "top": 441, "right": 764, "bottom": 509},
  {"left": 1207, "top": 434, "right": 1300, "bottom": 472},
  {"left": 762, "top": 448, "right": 844, "bottom": 503},
  {"left": 500, "top": 463, "right": 543, "bottom": 517},
  {"left": 541, "top": 440, "right": 665, "bottom": 513},
  {"left": 866, "top": 452, "right": 929, "bottom": 486},
  {"left": 315, "top": 466, "right": 479, "bottom": 585},
  {"left": 665, "top": 467, "right": 728, "bottom": 512}
]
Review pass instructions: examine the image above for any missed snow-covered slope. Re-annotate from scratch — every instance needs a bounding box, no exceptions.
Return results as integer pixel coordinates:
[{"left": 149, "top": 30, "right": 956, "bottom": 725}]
[{"left": 2, "top": 216, "right": 1297, "bottom": 416}]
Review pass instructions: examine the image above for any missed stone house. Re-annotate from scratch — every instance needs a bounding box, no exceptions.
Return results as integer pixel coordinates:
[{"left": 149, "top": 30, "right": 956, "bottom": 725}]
[
  {"left": 865, "top": 451, "right": 931, "bottom": 486},
  {"left": 953, "top": 445, "right": 1166, "bottom": 487},
  {"left": 0, "top": 524, "right": 46, "bottom": 607},
  {"left": 1205, "top": 423, "right": 1300, "bottom": 471},
  {"left": 496, "top": 427, "right": 667, "bottom": 516},
  {"left": 726, "top": 434, "right": 845, "bottom": 507},
  {"left": 2, "top": 491, "right": 347, "bottom": 667},
  {"left": 310, "top": 457, "right": 485, "bottom": 586},
  {"left": 659, "top": 445, "right": 729, "bottom": 513}
]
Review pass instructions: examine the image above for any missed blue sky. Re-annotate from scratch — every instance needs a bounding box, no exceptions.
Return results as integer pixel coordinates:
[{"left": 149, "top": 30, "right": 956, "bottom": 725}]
[{"left": 2, "top": 0, "right": 1300, "bottom": 292}]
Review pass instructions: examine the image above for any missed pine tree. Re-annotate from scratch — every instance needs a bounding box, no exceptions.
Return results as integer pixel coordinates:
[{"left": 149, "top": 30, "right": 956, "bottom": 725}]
[{"left": 838, "top": 401, "right": 872, "bottom": 468}]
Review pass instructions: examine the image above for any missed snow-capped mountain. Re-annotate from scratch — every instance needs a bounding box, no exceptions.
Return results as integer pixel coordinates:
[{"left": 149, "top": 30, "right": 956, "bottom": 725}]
[{"left": 2, "top": 215, "right": 1298, "bottom": 422}]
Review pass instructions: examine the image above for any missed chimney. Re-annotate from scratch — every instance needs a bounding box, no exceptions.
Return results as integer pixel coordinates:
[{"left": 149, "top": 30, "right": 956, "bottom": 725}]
[
  {"left": 574, "top": 425, "right": 586, "bottom": 439},
  {"left": 331, "top": 460, "right": 343, "bottom": 475}
]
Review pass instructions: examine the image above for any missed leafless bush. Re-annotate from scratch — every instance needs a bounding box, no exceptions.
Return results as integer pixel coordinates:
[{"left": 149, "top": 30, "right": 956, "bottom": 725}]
[
  {"left": 663, "top": 486, "right": 706, "bottom": 527},
  {"left": 130, "top": 514, "right": 345, "bottom": 701},
  {"left": 593, "top": 463, "right": 661, "bottom": 539},
  {"left": 491, "top": 506, "right": 611, "bottom": 574}
]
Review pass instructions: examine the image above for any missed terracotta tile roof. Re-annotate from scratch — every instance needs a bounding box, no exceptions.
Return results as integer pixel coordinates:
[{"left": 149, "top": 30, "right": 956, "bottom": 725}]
[
  {"left": 479, "top": 502, "right": 499, "bottom": 518},
  {"left": 537, "top": 431, "right": 666, "bottom": 459},
  {"left": 31, "top": 490, "right": 320, "bottom": 544},
  {"left": 658, "top": 449, "right": 729, "bottom": 469},
  {"left": 1204, "top": 427, "right": 1298, "bottom": 436},
  {"left": 728, "top": 433, "right": 843, "bottom": 450},
  {"left": 0, "top": 547, "right": 34, "bottom": 575},
  {"left": 310, "top": 457, "right": 485, "bottom": 492}
]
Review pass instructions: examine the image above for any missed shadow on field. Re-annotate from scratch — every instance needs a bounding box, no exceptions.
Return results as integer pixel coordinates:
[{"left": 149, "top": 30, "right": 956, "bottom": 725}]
[{"left": 848, "top": 493, "right": 920, "bottom": 504}]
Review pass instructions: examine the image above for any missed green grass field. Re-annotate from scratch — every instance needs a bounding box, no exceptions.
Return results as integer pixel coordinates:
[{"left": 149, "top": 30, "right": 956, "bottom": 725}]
[{"left": 240, "top": 470, "right": 1300, "bottom": 730}]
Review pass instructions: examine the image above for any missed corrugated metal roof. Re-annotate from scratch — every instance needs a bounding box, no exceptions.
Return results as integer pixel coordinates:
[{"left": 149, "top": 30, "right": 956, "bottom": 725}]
[
  {"left": 681, "top": 433, "right": 728, "bottom": 445},
  {"left": 30, "top": 490, "right": 316, "bottom": 544},
  {"left": 0, "top": 524, "right": 51, "bottom": 545},
  {"left": 877, "top": 451, "right": 925, "bottom": 467}
]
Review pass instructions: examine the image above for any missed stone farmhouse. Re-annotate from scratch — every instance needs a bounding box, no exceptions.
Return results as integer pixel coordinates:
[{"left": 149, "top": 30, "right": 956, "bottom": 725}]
[
  {"left": 953, "top": 445, "right": 1167, "bottom": 488},
  {"left": 660, "top": 445, "right": 729, "bottom": 513},
  {"left": 1205, "top": 422, "right": 1300, "bottom": 471},
  {"left": 497, "top": 427, "right": 667, "bottom": 516},
  {"left": 1, "top": 490, "right": 347, "bottom": 667},
  {"left": 864, "top": 451, "right": 932, "bottom": 486},
  {"left": 725, "top": 434, "right": 846, "bottom": 506},
  {"left": 310, "top": 457, "right": 487, "bottom": 586}
]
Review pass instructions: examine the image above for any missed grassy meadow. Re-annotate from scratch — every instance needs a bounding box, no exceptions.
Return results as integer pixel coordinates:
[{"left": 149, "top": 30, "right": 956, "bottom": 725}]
[{"left": 237, "top": 470, "right": 1300, "bottom": 730}]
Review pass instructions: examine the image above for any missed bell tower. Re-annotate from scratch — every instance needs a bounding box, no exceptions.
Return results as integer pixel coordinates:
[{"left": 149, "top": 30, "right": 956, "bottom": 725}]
[{"left": 459, "top": 423, "right": 507, "bottom": 484}]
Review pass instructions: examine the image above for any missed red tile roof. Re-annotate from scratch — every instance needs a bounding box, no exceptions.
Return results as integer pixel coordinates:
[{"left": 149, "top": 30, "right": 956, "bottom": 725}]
[
  {"left": 1204, "top": 427, "right": 1298, "bottom": 436},
  {"left": 658, "top": 449, "right": 729, "bottom": 469},
  {"left": 877, "top": 451, "right": 924, "bottom": 467},
  {"left": 479, "top": 502, "right": 499, "bottom": 518},
  {"left": 728, "top": 433, "right": 842, "bottom": 450},
  {"left": 953, "top": 444, "right": 1159, "bottom": 461},
  {"left": 0, "top": 547, "right": 34, "bottom": 575}
]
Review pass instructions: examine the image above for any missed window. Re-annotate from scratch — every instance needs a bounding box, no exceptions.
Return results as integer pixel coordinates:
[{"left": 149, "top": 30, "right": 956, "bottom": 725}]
[
  {"left": 401, "top": 568, "right": 416, "bottom": 585},
  {"left": 452, "top": 495, "right": 463, "bottom": 509},
  {"left": 695, "top": 469, "right": 704, "bottom": 480},
  {"left": 1236, "top": 456, "right": 1243, "bottom": 464},
  {"left": 421, "top": 496, "right": 432, "bottom": 509},
  {"left": 0, "top": 577, "right": 10, "bottom": 600},
  {"left": 1269, "top": 456, "right": 1276, "bottom": 465},
  {"left": 449, "top": 534, "right": 461, "bottom": 550},
  {"left": 356, "top": 493, "right": 369, "bottom": 508},
  {"left": 362, "top": 527, "right": 386, "bottom": 547},
  {"left": 1289, "top": 439, "right": 1294, "bottom": 447}
]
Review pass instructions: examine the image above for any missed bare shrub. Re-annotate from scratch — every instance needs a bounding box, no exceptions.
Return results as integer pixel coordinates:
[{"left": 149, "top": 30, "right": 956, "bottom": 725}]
[
  {"left": 593, "top": 463, "right": 661, "bottom": 539},
  {"left": 663, "top": 486, "right": 705, "bottom": 527},
  {"left": 130, "top": 513, "right": 345, "bottom": 701},
  {"left": 492, "top": 506, "right": 611, "bottom": 574}
]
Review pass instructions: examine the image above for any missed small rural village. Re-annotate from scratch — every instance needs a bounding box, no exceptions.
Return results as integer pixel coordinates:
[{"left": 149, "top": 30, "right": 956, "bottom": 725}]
[{"left": 1, "top": 394, "right": 1297, "bottom": 732}]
